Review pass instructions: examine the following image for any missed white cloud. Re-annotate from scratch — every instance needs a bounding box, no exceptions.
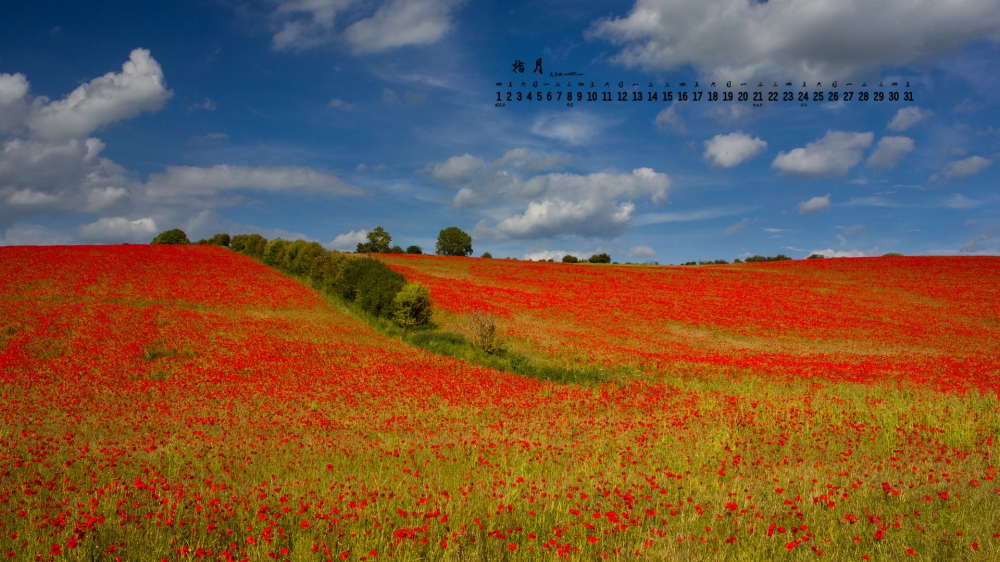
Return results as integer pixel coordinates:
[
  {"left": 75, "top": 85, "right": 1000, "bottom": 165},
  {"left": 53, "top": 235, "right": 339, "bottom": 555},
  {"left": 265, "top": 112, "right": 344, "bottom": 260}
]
[
  {"left": 653, "top": 104, "right": 684, "bottom": 132},
  {"left": 344, "top": 0, "right": 460, "bottom": 54},
  {"left": 865, "top": 136, "right": 914, "bottom": 169},
  {"left": 772, "top": 131, "right": 873, "bottom": 177},
  {"left": 0, "top": 224, "right": 73, "bottom": 246},
  {"left": 27, "top": 49, "right": 171, "bottom": 142},
  {"left": 723, "top": 217, "right": 751, "bottom": 235},
  {"left": 189, "top": 98, "right": 217, "bottom": 112},
  {"left": 809, "top": 248, "right": 867, "bottom": 258},
  {"left": 887, "top": 107, "right": 932, "bottom": 131},
  {"left": 960, "top": 227, "right": 1000, "bottom": 253},
  {"left": 531, "top": 112, "right": 604, "bottom": 145},
  {"left": 703, "top": 132, "right": 767, "bottom": 168},
  {"left": 587, "top": 0, "right": 1000, "bottom": 81},
  {"left": 327, "top": 98, "right": 356, "bottom": 110},
  {"left": 0, "top": 73, "right": 30, "bottom": 134},
  {"left": 144, "top": 165, "right": 363, "bottom": 200},
  {"left": 942, "top": 194, "right": 981, "bottom": 209},
  {"left": 940, "top": 156, "right": 993, "bottom": 179},
  {"left": 798, "top": 194, "right": 831, "bottom": 215},
  {"left": 83, "top": 186, "right": 129, "bottom": 212},
  {"left": 271, "top": 0, "right": 461, "bottom": 53},
  {"left": 524, "top": 249, "right": 580, "bottom": 261},
  {"left": 628, "top": 245, "right": 656, "bottom": 258},
  {"left": 78, "top": 216, "right": 157, "bottom": 243},
  {"left": 455, "top": 167, "right": 670, "bottom": 209},
  {"left": 478, "top": 198, "right": 636, "bottom": 240},
  {"left": 633, "top": 205, "right": 746, "bottom": 226},
  {"left": 328, "top": 229, "right": 368, "bottom": 250},
  {"left": 382, "top": 88, "right": 402, "bottom": 105},
  {"left": 426, "top": 153, "right": 485, "bottom": 185}
]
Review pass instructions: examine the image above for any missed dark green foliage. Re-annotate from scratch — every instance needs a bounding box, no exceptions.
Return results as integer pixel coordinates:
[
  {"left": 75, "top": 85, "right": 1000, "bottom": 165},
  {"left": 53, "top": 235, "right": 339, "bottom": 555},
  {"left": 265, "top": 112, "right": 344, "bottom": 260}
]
[
  {"left": 406, "top": 245, "right": 423, "bottom": 255},
  {"left": 883, "top": 252, "right": 904, "bottom": 257},
  {"left": 481, "top": 252, "right": 492, "bottom": 259},
  {"left": 698, "top": 259, "right": 729, "bottom": 265},
  {"left": 388, "top": 245, "right": 404, "bottom": 254},
  {"left": 588, "top": 253, "right": 611, "bottom": 264},
  {"left": 807, "top": 253, "right": 826, "bottom": 259},
  {"left": 744, "top": 254, "right": 792, "bottom": 263},
  {"left": 197, "top": 233, "right": 231, "bottom": 246},
  {"left": 151, "top": 229, "right": 190, "bottom": 245},
  {"left": 334, "top": 256, "right": 407, "bottom": 318},
  {"left": 308, "top": 251, "right": 346, "bottom": 286},
  {"left": 436, "top": 226, "right": 473, "bottom": 256},
  {"left": 356, "top": 226, "right": 392, "bottom": 253},
  {"left": 230, "top": 234, "right": 268, "bottom": 259},
  {"left": 262, "top": 239, "right": 329, "bottom": 277},
  {"left": 561, "top": 255, "right": 579, "bottom": 263},
  {"left": 682, "top": 261, "right": 697, "bottom": 266},
  {"left": 733, "top": 258, "right": 743, "bottom": 263}
]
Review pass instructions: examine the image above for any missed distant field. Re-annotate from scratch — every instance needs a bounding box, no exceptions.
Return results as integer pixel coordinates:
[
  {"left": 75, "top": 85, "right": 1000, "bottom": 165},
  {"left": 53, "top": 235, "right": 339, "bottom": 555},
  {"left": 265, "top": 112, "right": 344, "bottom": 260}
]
[{"left": 1, "top": 246, "right": 999, "bottom": 561}]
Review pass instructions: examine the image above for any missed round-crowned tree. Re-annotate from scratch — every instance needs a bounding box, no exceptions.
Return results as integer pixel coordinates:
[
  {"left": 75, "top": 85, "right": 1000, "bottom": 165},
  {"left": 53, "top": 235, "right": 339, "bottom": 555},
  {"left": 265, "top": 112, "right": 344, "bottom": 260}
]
[
  {"left": 436, "top": 227, "right": 473, "bottom": 257},
  {"left": 151, "top": 229, "right": 190, "bottom": 245}
]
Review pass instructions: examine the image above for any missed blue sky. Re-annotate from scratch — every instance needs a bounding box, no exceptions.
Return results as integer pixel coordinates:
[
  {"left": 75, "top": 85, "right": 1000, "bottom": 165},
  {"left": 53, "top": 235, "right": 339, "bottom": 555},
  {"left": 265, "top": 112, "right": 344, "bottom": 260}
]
[{"left": 1, "top": 0, "right": 998, "bottom": 262}]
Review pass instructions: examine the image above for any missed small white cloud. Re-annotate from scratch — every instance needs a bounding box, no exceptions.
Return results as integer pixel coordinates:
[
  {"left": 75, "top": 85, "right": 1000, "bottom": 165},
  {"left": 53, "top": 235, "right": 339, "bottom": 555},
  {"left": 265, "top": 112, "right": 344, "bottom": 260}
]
[
  {"left": 724, "top": 217, "right": 751, "bottom": 235},
  {"left": 328, "top": 98, "right": 356, "bottom": 110},
  {"left": 809, "top": 248, "right": 867, "bottom": 258},
  {"left": 189, "top": 98, "right": 217, "bottom": 112},
  {"left": 425, "top": 153, "right": 485, "bottom": 186},
  {"left": 628, "top": 245, "right": 656, "bottom": 258},
  {"left": 887, "top": 107, "right": 932, "bottom": 131},
  {"left": 523, "top": 249, "right": 580, "bottom": 261},
  {"left": 942, "top": 194, "right": 981, "bottom": 209},
  {"left": 940, "top": 156, "right": 993, "bottom": 179},
  {"left": 356, "top": 163, "right": 367, "bottom": 171},
  {"left": 0, "top": 224, "right": 72, "bottom": 246},
  {"left": 653, "top": 104, "right": 684, "bottom": 132},
  {"left": 186, "top": 132, "right": 229, "bottom": 146},
  {"left": 865, "top": 136, "right": 914, "bottom": 169},
  {"left": 532, "top": 112, "right": 603, "bottom": 145},
  {"left": 703, "top": 132, "right": 767, "bottom": 168},
  {"left": 842, "top": 224, "right": 865, "bottom": 235},
  {"left": 78, "top": 216, "right": 157, "bottom": 243},
  {"left": 772, "top": 131, "right": 873, "bottom": 178},
  {"left": 798, "top": 194, "right": 831, "bottom": 215},
  {"left": 328, "top": 229, "right": 368, "bottom": 251},
  {"left": 344, "top": 0, "right": 460, "bottom": 54}
]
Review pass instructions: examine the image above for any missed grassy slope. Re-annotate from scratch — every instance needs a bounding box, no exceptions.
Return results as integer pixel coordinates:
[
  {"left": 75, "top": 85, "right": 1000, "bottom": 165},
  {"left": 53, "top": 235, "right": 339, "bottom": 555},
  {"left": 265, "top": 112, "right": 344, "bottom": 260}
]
[{"left": 0, "top": 246, "right": 998, "bottom": 561}]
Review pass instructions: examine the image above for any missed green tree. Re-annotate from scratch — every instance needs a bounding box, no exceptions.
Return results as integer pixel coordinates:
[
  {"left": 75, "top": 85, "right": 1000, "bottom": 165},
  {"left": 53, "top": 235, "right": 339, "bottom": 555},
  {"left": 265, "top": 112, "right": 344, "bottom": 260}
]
[
  {"left": 151, "top": 229, "right": 190, "bottom": 245},
  {"left": 357, "top": 226, "right": 392, "bottom": 253},
  {"left": 392, "top": 282, "right": 432, "bottom": 328},
  {"left": 481, "top": 252, "right": 492, "bottom": 259},
  {"left": 406, "top": 245, "right": 423, "bottom": 255},
  {"left": 436, "top": 226, "right": 473, "bottom": 256},
  {"left": 588, "top": 253, "right": 611, "bottom": 264},
  {"left": 333, "top": 257, "right": 407, "bottom": 318},
  {"left": 561, "top": 255, "right": 578, "bottom": 263}
]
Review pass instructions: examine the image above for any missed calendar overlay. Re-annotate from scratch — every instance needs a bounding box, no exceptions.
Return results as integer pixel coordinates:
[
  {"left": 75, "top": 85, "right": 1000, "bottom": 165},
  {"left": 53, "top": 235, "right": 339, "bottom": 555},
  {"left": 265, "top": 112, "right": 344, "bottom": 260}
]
[{"left": 496, "top": 58, "right": 914, "bottom": 108}]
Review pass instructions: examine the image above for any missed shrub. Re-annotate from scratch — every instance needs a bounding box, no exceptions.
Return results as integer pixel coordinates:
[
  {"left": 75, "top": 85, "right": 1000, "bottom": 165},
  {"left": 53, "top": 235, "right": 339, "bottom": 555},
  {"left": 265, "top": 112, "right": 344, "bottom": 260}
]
[
  {"left": 308, "top": 251, "right": 345, "bottom": 286},
  {"left": 392, "top": 282, "right": 432, "bottom": 328},
  {"left": 197, "top": 233, "right": 230, "bottom": 246},
  {"left": 436, "top": 227, "right": 473, "bottom": 256},
  {"left": 388, "top": 245, "right": 404, "bottom": 254},
  {"left": 807, "top": 253, "right": 826, "bottom": 259},
  {"left": 334, "top": 256, "right": 406, "bottom": 318},
  {"left": 733, "top": 258, "right": 743, "bottom": 263},
  {"left": 745, "top": 254, "right": 792, "bottom": 263},
  {"left": 406, "top": 245, "right": 423, "bottom": 255},
  {"left": 231, "top": 234, "right": 268, "bottom": 259},
  {"left": 883, "top": 252, "right": 904, "bottom": 257},
  {"left": 561, "top": 255, "right": 578, "bottom": 263},
  {"left": 588, "top": 253, "right": 611, "bottom": 264},
  {"left": 461, "top": 311, "right": 504, "bottom": 354},
  {"left": 481, "top": 252, "right": 492, "bottom": 259},
  {"left": 151, "top": 229, "right": 190, "bottom": 245}
]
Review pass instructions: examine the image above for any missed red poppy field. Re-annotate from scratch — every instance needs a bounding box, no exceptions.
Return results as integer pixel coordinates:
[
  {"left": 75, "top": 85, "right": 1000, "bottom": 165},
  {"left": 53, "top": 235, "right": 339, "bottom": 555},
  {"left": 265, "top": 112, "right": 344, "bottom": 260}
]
[{"left": 2, "top": 245, "right": 999, "bottom": 561}]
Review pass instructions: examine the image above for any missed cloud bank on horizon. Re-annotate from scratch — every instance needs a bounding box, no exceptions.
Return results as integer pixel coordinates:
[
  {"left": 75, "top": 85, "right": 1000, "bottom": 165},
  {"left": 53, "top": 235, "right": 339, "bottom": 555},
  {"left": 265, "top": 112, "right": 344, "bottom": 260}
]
[{"left": 0, "top": 0, "right": 997, "bottom": 258}]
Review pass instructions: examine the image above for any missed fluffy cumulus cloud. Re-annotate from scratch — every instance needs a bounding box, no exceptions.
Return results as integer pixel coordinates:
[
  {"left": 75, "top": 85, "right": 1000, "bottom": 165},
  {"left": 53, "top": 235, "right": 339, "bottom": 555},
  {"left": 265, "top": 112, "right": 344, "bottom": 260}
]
[
  {"left": 587, "top": 0, "right": 1000, "bottom": 81},
  {"left": 425, "top": 154, "right": 485, "bottom": 185},
  {"left": 328, "top": 229, "right": 369, "bottom": 250},
  {"left": 653, "top": 104, "right": 684, "bottom": 132},
  {"left": 798, "top": 194, "right": 831, "bottom": 215},
  {"left": 772, "top": 131, "right": 873, "bottom": 178},
  {"left": 887, "top": 107, "right": 932, "bottom": 131},
  {"left": 939, "top": 156, "right": 993, "bottom": 179},
  {"left": 703, "top": 132, "right": 767, "bottom": 168},
  {"left": 479, "top": 198, "right": 637, "bottom": 240},
  {"left": 78, "top": 217, "right": 158, "bottom": 243},
  {"left": 865, "top": 136, "right": 915, "bottom": 169},
  {"left": 271, "top": 0, "right": 462, "bottom": 53}
]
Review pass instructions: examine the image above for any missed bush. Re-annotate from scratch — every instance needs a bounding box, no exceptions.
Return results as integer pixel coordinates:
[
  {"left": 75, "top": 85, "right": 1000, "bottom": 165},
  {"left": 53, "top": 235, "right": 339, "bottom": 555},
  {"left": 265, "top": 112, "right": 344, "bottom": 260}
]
[
  {"left": 883, "top": 252, "right": 903, "bottom": 257},
  {"left": 151, "top": 229, "right": 190, "bottom": 245},
  {"left": 745, "top": 254, "right": 792, "bottom": 263},
  {"left": 231, "top": 234, "right": 268, "bottom": 259},
  {"left": 481, "top": 252, "right": 492, "bottom": 259},
  {"left": 308, "top": 251, "right": 345, "bottom": 286},
  {"left": 807, "top": 253, "right": 826, "bottom": 259},
  {"left": 562, "top": 255, "right": 578, "bottom": 263},
  {"left": 588, "top": 253, "right": 611, "bottom": 264},
  {"left": 436, "top": 226, "right": 473, "bottom": 256},
  {"left": 461, "top": 311, "right": 504, "bottom": 354},
  {"left": 406, "top": 245, "right": 423, "bottom": 255},
  {"left": 733, "top": 258, "right": 743, "bottom": 263},
  {"left": 392, "top": 282, "right": 432, "bottom": 328},
  {"left": 334, "top": 257, "right": 407, "bottom": 318},
  {"left": 388, "top": 245, "right": 404, "bottom": 254}
]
